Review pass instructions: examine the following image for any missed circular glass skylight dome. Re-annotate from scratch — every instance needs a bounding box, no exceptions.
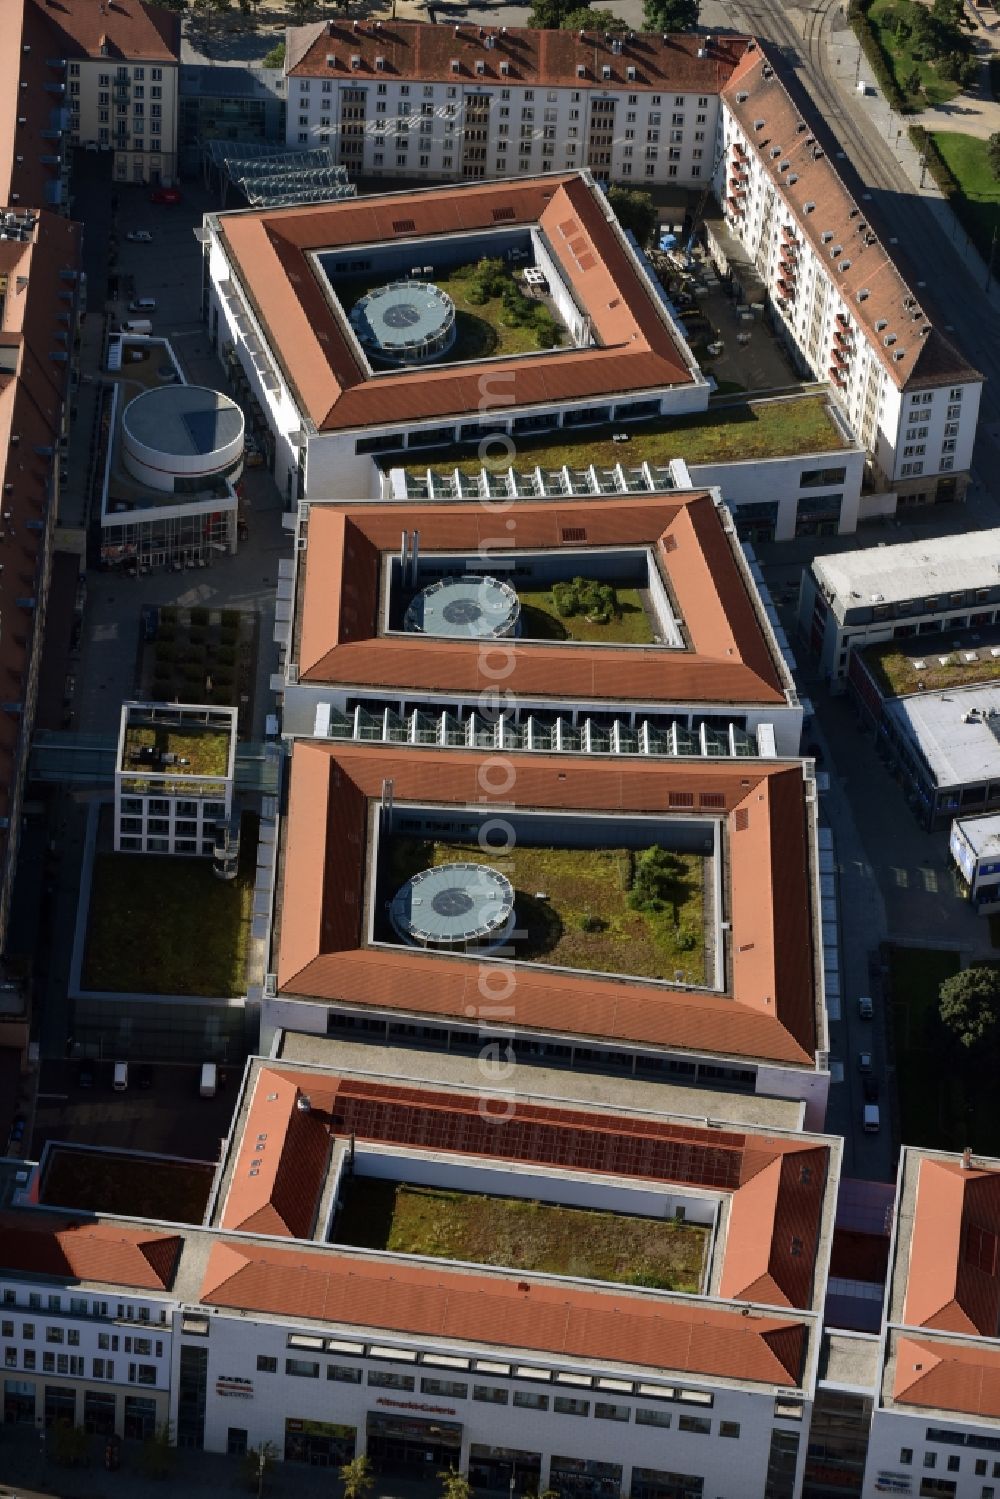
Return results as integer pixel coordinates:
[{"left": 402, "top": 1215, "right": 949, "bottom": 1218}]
[
  {"left": 389, "top": 863, "right": 516, "bottom": 952},
  {"left": 403, "top": 574, "right": 521, "bottom": 639},
  {"left": 350, "top": 281, "right": 457, "bottom": 365}
]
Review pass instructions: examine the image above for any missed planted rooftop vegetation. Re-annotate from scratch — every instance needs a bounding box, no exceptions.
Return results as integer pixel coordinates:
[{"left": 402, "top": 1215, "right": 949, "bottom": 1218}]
[
  {"left": 82, "top": 813, "right": 258, "bottom": 997},
  {"left": 333, "top": 1179, "right": 709, "bottom": 1292},
  {"left": 400, "top": 396, "right": 844, "bottom": 478},
  {"left": 517, "top": 577, "right": 656, "bottom": 645},
  {"left": 383, "top": 837, "right": 708, "bottom": 985},
  {"left": 863, "top": 635, "right": 1000, "bottom": 697},
  {"left": 342, "top": 258, "right": 564, "bottom": 360},
  {"left": 123, "top": 722, "right": 229, "bottom": 779},
  {"left": 40, "top": 1147, "right": 214, "bottom": 1224}
]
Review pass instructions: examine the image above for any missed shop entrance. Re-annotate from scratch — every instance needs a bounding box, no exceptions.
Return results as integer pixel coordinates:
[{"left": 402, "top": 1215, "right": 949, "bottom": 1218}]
[
  {"left": 84, "top": 1390, "right": 117, "bottom": 1435},
  {"left": 469, "top": 1444, "right": 542, "bottom": 1494},
  {"left": 284, "top": 1419, "right": 356, "bottom": 1467},
  {"left": 123, "top": 1395, "right": 157, "bottom": 1442},
  {"left": 366, "top": 1412, "right": 462, "bottom": 1476},
  {"left": 44, "top": 1386, "right": 77, "bottom": 1427},
  {"left": 549, "top": 1455, "right": 623, "bottom": 1499},
  {"left": 631, "top": 1469, "right": 704, "bottom": 1499},
  {"left": 3, "top": 1379, "right": 36, "bottom": 1425}
]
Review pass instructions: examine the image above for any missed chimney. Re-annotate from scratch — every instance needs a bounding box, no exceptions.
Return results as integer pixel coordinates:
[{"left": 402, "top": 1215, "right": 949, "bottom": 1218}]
[
  {"left": 296, "top": 1095, "right": 312, "bottom": 1114},
  {"left": 961, "top": 1146, "right": 973, "bottom": 1170}
]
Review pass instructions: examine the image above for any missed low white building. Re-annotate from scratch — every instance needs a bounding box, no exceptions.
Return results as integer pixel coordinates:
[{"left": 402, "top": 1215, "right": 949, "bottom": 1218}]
[
  {"left": 950, "top": 812, "right": 1000, "bottom": 913},
  {"left": 114, "top": 701, "right": 237, "bottom": 857},
  {"left": 798, "top": 529, "right": 1000, "bottom": 688}
]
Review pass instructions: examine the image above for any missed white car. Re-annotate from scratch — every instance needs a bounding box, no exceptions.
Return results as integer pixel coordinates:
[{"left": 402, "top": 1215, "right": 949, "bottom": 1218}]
[{"left": 126, "top": 230, "right": 153, "bottom": 243}]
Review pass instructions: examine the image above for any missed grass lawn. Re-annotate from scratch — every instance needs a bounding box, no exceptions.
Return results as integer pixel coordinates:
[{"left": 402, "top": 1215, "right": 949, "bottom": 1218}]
[
  {"left": 41, "top": 1148, "right": 214, "bottom": 1223},
  {"left": 930, "top": 132, "right": 1000, "bottom": 264},
  {"left": 400, "top": 396, "right": 844, "bottom": 478},
  {"left": 862, "top": 637, "right": 1000, "bottom": 697},
  {"left": 868, "top": 0, "right": 961, "bottom": 107},
  {"left": 516, "top": 586, "right": 655, "bottom": 644},
  {"left": 334, "top": 1179, "right": 708, "bottom": 1291},
  {"left": 887, "top": 945, "right": 1000, "bottom": 1153},
  {"left": 82, "top": 816, "right": 257, "bottom": 996},
  {"left": 123, "top": 723, "right": 230, "bottom": 778},
  {"left": 384, "top": 838, "right": 707, "bottom": 984}
]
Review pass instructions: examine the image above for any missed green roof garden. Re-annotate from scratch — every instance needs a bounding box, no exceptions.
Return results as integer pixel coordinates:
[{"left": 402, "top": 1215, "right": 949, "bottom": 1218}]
[
  {"left": 394, "top": 395, "right": 847, "bottom": 479},
  {"left": 862, "top": 632, "right": 1000, "bottom": 698},
  {"left": 122, "top": 721, "right": 231, "bottom": 779}
]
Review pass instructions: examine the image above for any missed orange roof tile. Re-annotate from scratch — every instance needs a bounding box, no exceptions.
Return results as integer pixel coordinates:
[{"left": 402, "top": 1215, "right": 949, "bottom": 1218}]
[
  {"left": 35, "top": 0, "right": 180, "bottom": 62},
  {"left": 223, "top": 1067, "right": 831, "bottom": 1310},
  {"left": 720, "top": 46, "right": 980, "bottom": 392},
  {"left": 201, "top": 1238, "right": 808, "bottom": 1385},
  {"left": 0, "top": 1214, "right": 181, "bottom": 1290},
  {"left": 894, "top": 1335, "right": 1000, "bottom": 1418},
  {"left": 275, "top": 745, "right": 820, "bottom": 1069},
  {"left": 296, "top": 493, "right": 786, "bottom": 705},
  {"left": 289, "top": 20, "right": 748, "bottom": 93},
  {"left": 216, "top": 174, "right": 696, "bottom": 434},
  {"left": 903, "top": 1158, "right": 1000, "bottom": 1336}
]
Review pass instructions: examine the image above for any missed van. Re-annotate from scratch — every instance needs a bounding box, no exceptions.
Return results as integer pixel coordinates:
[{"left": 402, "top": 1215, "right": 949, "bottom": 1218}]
[
  {"left": 199, "top": 1062, "right": 217, "bottom": 1098},
  {"left": 112, "top": 1061, "right": 128, "bottom": 1092},
  {"left": 120, "top": 318, "right": 152, "bottom": 336},
  {"left": 858, "top": 995, "right": 873, "bottom": 1020},
  {"left": 129, "top": 297, "right": 157, "bottom": 313},
  {"left": 863, "top": 1103, "right": 880, "bottom": 1133}
]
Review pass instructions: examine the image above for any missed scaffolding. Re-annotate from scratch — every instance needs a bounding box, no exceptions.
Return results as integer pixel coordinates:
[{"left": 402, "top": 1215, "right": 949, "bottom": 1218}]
[{"left": 203, "top": 139, "right": 357, "bottom": 209}]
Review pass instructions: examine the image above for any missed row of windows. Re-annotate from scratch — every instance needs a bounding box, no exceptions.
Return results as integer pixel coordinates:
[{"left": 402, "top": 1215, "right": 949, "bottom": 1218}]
[
  {"left": 901, "top": 1445, "right": 1000, "bottom": 1480},
  {"left": 3, "top": 1349, "right": 155, "bottom": 1383},
  {"left": 1, "top": 1323, "right": 162, "bottom": 1358},
  {"left": 1, "top": 1292, "right": 164, "bottom": 1324},
  {"left": 300, "top": 80, "right": 709, "bottom": 106},
  {"left": 89, "top": 67, "right": 166, "bottom": 83}
]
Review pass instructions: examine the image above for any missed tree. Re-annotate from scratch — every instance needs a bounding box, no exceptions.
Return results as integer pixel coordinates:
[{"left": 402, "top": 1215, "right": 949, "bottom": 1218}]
[
  {"left": 989, "top": 132, "right": 1000, "bottom": 181},
  {"left": 559, "top": 5, "right": 624, "bottom": 26},
  {"left": 527, "top": 0, "right": 584, "bottom": 27},
  {"left": 902, "top": 65, "right": 923, "bottom": 99},
  {"left": 263, "top": 40, "right": 286, "bottom": 68},
  {"left": 939, "top": 966, "right": 1000, "bottom": 1052},
  {"left": 341, "top": 1455, "right": 376, "bottom": 1499},
  {"left": 629, "top": 845, "right": 684, "bottom": 913},
  {"left": 439, "top": 1469, "right": 474, "bottom": 1499},
  {"left": 140, "top": 1422, "right": 175, "bottom": 1480},
  {"left": 607, "top": 185, "right": 658, "bottom": 247},
  {"left": 50, "top": 1421, "right": 88, "bottom": 1469},
  {"left": 641, "top": 0, "right": 700, "bottom": 32}
]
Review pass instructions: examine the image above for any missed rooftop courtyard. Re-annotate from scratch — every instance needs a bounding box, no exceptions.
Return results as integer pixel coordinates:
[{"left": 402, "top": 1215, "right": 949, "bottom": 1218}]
[
  {"left": 122, "top": 720, "right": 231, "bottom": 779},
  {"left": 861, "top": 624, "right": 1000, "bottom": 698},
  {"left": 332, "top": 1178, "right": 709, "bottom": 1292},
  {"left": 380, "top": 834, "right": 709, "bottom": 986},
  {"left": 393, "top": 395, "right": 847, "bottom": 479}
]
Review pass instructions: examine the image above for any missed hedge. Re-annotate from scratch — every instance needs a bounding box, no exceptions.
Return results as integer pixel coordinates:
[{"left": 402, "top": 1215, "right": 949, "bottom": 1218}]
[
  {"left": 847, "top": 0, "right": 911, "bottom": 114},
  {"left": 907, "top": 124, "right": 958, "bottom": 200}
]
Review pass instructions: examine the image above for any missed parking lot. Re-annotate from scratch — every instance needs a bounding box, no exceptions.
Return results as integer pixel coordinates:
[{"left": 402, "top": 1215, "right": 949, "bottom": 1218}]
[{"left": 33, "top": 1059, "right": 237, "bottom": 1165}]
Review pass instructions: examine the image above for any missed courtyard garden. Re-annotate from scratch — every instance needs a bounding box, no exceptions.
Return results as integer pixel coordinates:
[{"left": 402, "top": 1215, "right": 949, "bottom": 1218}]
[
  {"left": 40, "top": 1147, "right": 214, "bottom": 1224},
  {"left": 516, "top": 577, "right": 656, "bottom": 644},
  {"left": 862, "top": 635, "right": 1000, "bottom": 697},
  {"left": 82, "top": 813, "right": 258, "bottom": 997},
  {"left": 141, "top": 606, "right": 256, "bottom": 728},
  {"left": 333, "top": 1178, "right": 709, "bottom": 1292},
  {"left": 383, "top": 837, "right": 708, "bottom": 984}
]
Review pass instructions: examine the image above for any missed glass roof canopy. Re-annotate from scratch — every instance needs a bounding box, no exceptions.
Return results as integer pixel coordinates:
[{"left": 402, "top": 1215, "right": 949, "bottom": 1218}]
[{"left": 205, "top": 141, "right": 357, "bottom": 210}]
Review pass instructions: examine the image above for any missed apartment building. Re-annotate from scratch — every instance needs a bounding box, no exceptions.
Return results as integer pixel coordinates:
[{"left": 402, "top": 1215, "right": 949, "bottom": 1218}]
[
  {"left": 0, "top": 209, "right": 82, "bottom": 954},
  {"left": 0, "top": 1, "right": 73, "bottom": 213},
  {"left": 717, "top": 46, "right": 982, "bottom": 507},
  {"left": 798, "top": 530, "right": 1000, "bottom": 687},
  {"left": 285, "top": 22, "right": 743, "bottom": 187}
]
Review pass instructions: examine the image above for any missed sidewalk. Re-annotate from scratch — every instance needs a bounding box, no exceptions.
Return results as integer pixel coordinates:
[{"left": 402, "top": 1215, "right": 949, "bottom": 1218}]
[
  {"left": 822, "top": 5, "right": 1000, "bottom": 314},
  {"left": 0, "top": 1426, "right": 440, "bottom": 1499}
]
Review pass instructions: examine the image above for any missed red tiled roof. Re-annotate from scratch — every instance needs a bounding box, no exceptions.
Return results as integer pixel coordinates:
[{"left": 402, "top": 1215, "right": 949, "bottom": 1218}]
[
  {"left": 276, "top": 745, "right": 820, "bottom": 1068},
  {"left": 903, "top": 1158, "right": 1000, "bottom": 1336},
  {"left": 894, "top": 1335, "right": 1000, "bottom": 1418},
  {"left": 34, "top": 0, "right": 180, "bottom": 62},
  {"left": 296, "top": 493, "right": 786, "bottom": 705},
  {"left": 0, "top": 1214, "right": 181, "bottom": 1290},
  {"left": 216, "top": 174, "right": 695, "bottom": 433},
  {"left": 289, "top": 20, "right": 748, "bottom": 92},
  {"left": 222, "top": 1067, "right": 831, "bottom": 1311},
  {"left": 720, "top": 46, "right": 980, "bottom": 392},
  {"left": 201, "top": 1238, "right": 808, "bottom": 1386}
]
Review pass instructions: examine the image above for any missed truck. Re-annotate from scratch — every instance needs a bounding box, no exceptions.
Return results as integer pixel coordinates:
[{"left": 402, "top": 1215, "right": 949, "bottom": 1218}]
[
  {"left": 119, "top": 318, "right": 152, "bottom": 335},
  {"left": 863, "top": 1103, "right": 880, "bottom": 1133}
]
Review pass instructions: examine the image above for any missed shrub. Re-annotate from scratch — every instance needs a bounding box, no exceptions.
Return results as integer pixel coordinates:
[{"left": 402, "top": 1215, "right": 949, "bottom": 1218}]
[
  {"left": 675, "top": 921, "right": 699, "bottom": 953},
  {"left": 629, "top": 845, "right": 684, "bottom": 913},
  {"left": 154, "top": 643, "right": 175, "bottom": 667},
  {"left": 159, "top": 605, "right": 177, "bottom": 625},
  {"left": 464, "top": 282, "right": 488, "bottom": 306},
  {"left": 578, "top": 913, "right": 607, "bottom": 933},
  {"left": 190, "top": 605, "right": 210, "bottom": 627},
  {"left": 848, "top": 0, "right": 910, "bottom": 111},
  {"left": 552, "top": 577, "right": 619, "bottom": 623}
]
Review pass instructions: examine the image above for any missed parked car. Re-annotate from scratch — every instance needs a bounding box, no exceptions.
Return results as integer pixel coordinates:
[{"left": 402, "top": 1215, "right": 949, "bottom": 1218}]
[
  {"left": 858, "top": 995, "right": 874, "bottom": 1020},
  {"left": 77, "top": 1058, "right": 95, "bottom": 1089},
  {"left": 149, "top": 188, "right": 182, "bottom": 205},
  {"left": 141, "top": 605, "right": 159, "bottom": 643},
  {"left": 863, "top": 1103, "right": 881, "bottom": 1133},
  {"left": 128, "top": 297, "right": 156, "bottom": 313},
  {"left": 858, "top": 1051, "right": 872, "bottom": 1074},
  {"left": 863, "top": 1076, "right": 880, "bottom": 1104},
  {"left": 136, "top": 1064, "right": 154, "bottom": 1090},
  {"left": 112, "top": 1061, "right": 128, "bottom": 1092},
  {"left": 126, "top": 230, "right": 153, "bottom": 243}
]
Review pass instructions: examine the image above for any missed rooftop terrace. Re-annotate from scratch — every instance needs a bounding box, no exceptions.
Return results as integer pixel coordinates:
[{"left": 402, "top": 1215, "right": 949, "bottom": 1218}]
[
  {"left": 394, "top": 395, "right": 847, "bottom": 482},
  {"left": 121, "top": 721, "right": 231, "bottom": 780},
  {"left": 861, "top": 623, "right": 1000, "bottom": 698}
]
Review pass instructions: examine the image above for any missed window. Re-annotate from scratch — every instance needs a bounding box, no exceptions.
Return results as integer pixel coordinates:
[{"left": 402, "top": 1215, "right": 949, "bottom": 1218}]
[
  {"left": 553, "top": 1396, "right": 590, "bottom": 1417},
  {"left": 285, "top": 1359, "right": 320, "bottom": 1378},
  {"left": 720, "top": 1422, "right": 741, "bottom": 1438},
  {"left": 594, "top": 1402, "right": 630, "bottom": 1422},
  {"left": 636, "top": 1408, "right": 671, "bottom": 1428},
  {"left": 368, "top": 1371, "right": 415, "bottom": 1391},
  {"left": 45, "top": 1327, "right": 64, "bottom": 1344},
  {"left": 513, "top": 1391, "right": 549, "bottom": 1410},
  {"left": 422, "top": 1379, "right": 468, "bottom": 1398},
  {"left": 948, "top": 1458, "right": 960, "bottom": 1473},
  {"left": 473, "top": 1384, "right": 509, "bottom": 1405},
  {"left": 0, "top": 1322, "right": 10, "bottom": 1338},
  {"left": 328, "top": 1365, "right": 363, "bottom": 1383},
  {"left": 901, "top": 1450, "right": 914, "bottom": 1465},
  {"left": 256, "top": 1356, "right": 277, "bottom": 1373},
  {"left": 679, "top": 1415, "right": 711, "bottom": 1435},
  {"left": 925, "top": 1454, "right": 938, "bottom": 1469}
]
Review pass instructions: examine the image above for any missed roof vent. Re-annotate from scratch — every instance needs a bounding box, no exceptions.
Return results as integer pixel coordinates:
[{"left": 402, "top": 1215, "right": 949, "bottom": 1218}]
[
  {"left": 821, "top": 230, "right": 833, "bottom": 243},
  {"left": 875, "top": 318, "right": 887, "bottom": 331},
  {"left": 769, "top": 145, "right": 781, "bottom": 158},
  {"left": 838, "top": 259, "right": 851, "bottom": 272},
  {"left": 296, "top": 1095, "right": 312, "bottom": 1113},
  {"left": 803, "top": 201, "right": 815, "bottom": 214},
  {"left": 788, "top": 173, "right": 798, "bottom": 185},
  {"left": 736, "top": 90, "right": 749, "bottom": 102},
  {"left": 884, "top": 333, "right": 896, "bottom": 347},
  {"left": 962, "top": 1146, "right": 973, "bottom": 1171},
  {"left": 627, "top": 64, "right": 636, "bottom": 79},
  {"left": 475, "top": 59, "right": 486, "bottom": 73},
  {"left": 326, "top": 53, "right": 336, "bottom": 66},
  {"left": 451, "top": 58, "right": 460, "bottom": 71},
  {"left": 920, "top": 323, "right": 931, "bottom": 336},
  {"left": 753, "top": 118, "right": 765, "bottom": 130},
  {"left": 779, "top": 160, "right": 790, "bottom": 172},
  {"left": 500, "top": 60, "right": 510, "bottom": 74},
  {"left": 375, "top": 55, "right": 385, "bottom": 69},
  {"left": 857, "top": 289, "right": 870, "bottom": 302},
  {"left": 892, "top": 349, "right": 905, "bottom": 361},
  {"left": 350, "top": 53, "right": 361, "bottom": 67},
  {"left": 601, "top": 64, "right": 612, "bottom": 78},
  {"left": 577, "top": 63, "right": 586, "bottom": 77}
]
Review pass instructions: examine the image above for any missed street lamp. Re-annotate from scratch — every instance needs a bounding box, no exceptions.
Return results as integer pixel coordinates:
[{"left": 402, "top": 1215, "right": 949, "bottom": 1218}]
[{"left": 257, "top": 1446, "right": 267, "bottom": 1499}]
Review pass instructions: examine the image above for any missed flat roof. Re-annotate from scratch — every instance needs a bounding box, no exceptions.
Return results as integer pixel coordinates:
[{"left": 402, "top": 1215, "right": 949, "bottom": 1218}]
[
  {"left": 122, "top": 383, "right": 243, "bottom": 459},
  {"left": 211, "top": 172, "right": 698, "bottom": 434},
  {"left": 860, "top": 622, "right": 1000, "bottom": 699},
  {"left": 953, "top": 811, "right": 1000, "bottom": 859},
  {"left": 276, "top": 743, "right": 824, "bottom": 1069},
  {"left": 813, "top": 529, "right": 1000, "bottom": 609},
  {"left": 886, "top": 683, "right": 1000, "bottom": 790},
  {"left": 294, "top": 492, "right": 791, "bottom": 707}
]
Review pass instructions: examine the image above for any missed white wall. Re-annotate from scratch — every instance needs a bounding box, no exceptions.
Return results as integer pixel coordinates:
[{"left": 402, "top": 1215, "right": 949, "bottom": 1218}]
[
  {"left": 756, "top": 1061, "right": 829, "bottom": 1133},
  {"left": 688, "top": 442, "right": 866, "bottom": 541},
  {"left": 862, "top": 1406, "right": 1000, "bottom": 1499}
]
